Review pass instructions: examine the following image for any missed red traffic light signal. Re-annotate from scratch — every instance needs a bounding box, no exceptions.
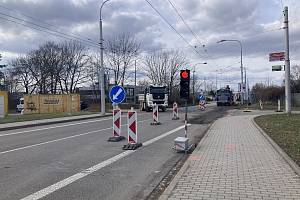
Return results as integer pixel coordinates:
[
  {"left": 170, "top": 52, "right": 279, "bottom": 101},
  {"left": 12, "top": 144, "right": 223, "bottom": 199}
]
[
  {"left": 180, "top": 70, "right": 189, "bottom": 79},
  {"left": 180, "top": 70, "right": 190, "bottom": 100}
]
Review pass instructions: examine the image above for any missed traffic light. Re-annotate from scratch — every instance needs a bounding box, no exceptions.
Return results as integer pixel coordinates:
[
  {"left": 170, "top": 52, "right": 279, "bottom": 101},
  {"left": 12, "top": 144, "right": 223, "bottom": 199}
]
[{"left": 180, "top": 70, "right": 190, "bottom": 100}]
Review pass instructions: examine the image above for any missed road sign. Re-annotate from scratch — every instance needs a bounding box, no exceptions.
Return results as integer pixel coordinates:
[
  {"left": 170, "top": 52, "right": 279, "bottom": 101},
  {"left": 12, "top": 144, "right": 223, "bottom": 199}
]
[
  {"left": 198, "top": 94, "right": 205, "bottom": 101},
  {"left": 269, "top": 52, "right": 285, "bottom": 62},
  {"left": 109, "top": 85, "right": 126, "bottom": 104},
  {"left": 272, "top": 65, "right": 284, "bottom": 71}
]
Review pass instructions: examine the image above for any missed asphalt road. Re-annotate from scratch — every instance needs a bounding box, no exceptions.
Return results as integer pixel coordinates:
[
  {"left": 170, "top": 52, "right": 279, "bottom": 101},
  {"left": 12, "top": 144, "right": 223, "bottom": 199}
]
[{"left": 0, "top": 103, "right": 229, "bottom": 200}]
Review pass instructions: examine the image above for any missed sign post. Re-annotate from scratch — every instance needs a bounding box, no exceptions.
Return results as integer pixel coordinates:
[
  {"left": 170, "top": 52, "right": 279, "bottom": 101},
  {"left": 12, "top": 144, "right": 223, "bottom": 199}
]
[{"left": 108, "top": 86, "right": 126, "bottom": 142}]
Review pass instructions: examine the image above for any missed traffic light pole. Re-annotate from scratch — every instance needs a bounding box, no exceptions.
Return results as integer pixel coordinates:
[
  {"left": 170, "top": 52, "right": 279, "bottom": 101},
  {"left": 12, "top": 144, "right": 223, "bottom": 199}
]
[{"left": 185, "top": 100, "right": 188, "bottom": 138}]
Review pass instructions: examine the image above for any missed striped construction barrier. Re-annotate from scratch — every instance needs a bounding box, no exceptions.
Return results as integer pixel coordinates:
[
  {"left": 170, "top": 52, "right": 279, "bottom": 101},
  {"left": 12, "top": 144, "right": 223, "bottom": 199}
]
[
  {"left": 123, "top": 108, "right": 142, "bottom": 150},
  {"left": 172, "top": 102, "right": 179, "bottom": 120},
  {"left": 108, "top": 108, "right": 125, "bottom": 142},
  {"left": 151, "top": 104, "right": 161, "bottom": 125}
]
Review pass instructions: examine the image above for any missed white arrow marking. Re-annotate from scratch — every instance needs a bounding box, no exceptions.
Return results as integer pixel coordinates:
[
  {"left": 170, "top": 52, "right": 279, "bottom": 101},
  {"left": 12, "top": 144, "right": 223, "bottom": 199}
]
[{"left": 113, "top": 88, "right": 123, "bottom": 100}]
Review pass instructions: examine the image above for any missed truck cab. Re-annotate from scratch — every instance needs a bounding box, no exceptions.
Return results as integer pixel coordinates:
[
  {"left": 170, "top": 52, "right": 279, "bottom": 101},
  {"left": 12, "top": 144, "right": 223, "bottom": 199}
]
[
  {"left": 139, "top": 85, "right": 168, "bottom": 112},
  {"left": 216, "top": 87, "right": 233, "bottom": 106}
]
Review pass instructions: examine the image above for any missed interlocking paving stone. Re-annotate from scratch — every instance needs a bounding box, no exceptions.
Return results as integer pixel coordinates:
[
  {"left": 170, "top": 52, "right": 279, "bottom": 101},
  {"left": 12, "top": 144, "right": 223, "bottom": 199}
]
[{"left": 165, "top": 115, "right": 300, "bottom": 200}]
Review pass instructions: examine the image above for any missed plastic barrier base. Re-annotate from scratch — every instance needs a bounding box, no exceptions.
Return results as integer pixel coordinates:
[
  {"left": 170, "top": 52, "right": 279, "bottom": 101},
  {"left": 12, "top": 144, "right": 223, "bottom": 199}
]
[
  {"left": 173, "top": 143, "right": 195, "bottom": 154},
  {"left": 122, "top": 143, "right": 142, "bottom": 150},
  {"left": 108, "top": 136, "right": 126, "bottom": 142},
  {"left": 150, "top": 121, "right": 161, "bottom": 125}
]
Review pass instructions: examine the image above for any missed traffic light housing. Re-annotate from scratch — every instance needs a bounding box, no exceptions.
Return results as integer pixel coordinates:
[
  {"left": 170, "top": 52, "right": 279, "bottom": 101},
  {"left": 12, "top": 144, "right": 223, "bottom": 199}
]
[{"left": 180, "top": 70, "right": 190, "bottom": 100}]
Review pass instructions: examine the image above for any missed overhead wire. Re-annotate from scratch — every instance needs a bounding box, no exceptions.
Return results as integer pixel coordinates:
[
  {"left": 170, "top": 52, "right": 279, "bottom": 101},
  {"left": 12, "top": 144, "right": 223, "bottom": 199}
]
[
  {"left": 144, "top": 0, "right": 203, "bottom": 57},
  {"left": 0, "top": 4, "right": 99, "bottom": 45},
  {"left": 165, "top": 0, "right": 222, "bottom": 69},
  {"left": 0, "top": 12, "right": 100, "bottom": 49}
]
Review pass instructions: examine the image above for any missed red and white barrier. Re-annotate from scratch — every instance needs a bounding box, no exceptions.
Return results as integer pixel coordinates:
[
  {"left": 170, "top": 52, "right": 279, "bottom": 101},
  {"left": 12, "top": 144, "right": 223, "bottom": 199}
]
[
  {"left": 172, "top": 102, "right": 179, "bottom": 120},
  {"left": 198, "top": 100, "right": 206, "bottom": 111},
  {"left": 108, "top": 108, "right": 125, "bottom": 142},
  {"left": 151, "top": 104, "right": 161, "bottom": 125},
  {"left": 113, "top": 109, "right": 121, "bottom": 137},
  {"left": 123, "top": 108, "right": 142, "bottom": 150},
  {"left": 128, "top": 110, "right": 137, "bottom": 144}
]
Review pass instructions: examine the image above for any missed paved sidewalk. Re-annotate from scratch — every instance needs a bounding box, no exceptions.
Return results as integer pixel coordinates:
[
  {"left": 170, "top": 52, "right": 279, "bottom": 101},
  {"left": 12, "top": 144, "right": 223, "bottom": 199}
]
[
  {"left": 0, "top": 113, "right": 112, "bottom": 131},
  {"left": 160, "top": 115, "right": 300, "bottom": 200}
]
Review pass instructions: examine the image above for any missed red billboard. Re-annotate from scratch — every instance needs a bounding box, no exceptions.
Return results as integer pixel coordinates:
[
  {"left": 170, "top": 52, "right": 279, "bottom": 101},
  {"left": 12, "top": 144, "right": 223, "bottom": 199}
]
[{"left": 269, "top": 52, "right": 285, "bottom": 62}]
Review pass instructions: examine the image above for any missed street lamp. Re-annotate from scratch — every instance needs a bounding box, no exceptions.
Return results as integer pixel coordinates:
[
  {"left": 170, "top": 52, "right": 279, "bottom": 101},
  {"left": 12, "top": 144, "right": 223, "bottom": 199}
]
[
  {"left": 193, "top": 62, "right": 207, "bottom": 105},
  {"left": 99, "top": 0, "right": 111, "bottom": 115},
  {"left": 217, "top": 39, "right": 244, "bottom": 105}
]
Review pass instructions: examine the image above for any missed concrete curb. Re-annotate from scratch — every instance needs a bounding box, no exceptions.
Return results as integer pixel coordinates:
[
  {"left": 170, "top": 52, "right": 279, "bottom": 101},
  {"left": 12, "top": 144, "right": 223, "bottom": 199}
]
[
  {"left": 158, "top": 121, "right": 217, "bottom": 200},
  {"left": 0, "top": 114, "right": 113, "bottom": 132},
  {"left": 252, "top": 117, "right": 300, "bottom": 176}
]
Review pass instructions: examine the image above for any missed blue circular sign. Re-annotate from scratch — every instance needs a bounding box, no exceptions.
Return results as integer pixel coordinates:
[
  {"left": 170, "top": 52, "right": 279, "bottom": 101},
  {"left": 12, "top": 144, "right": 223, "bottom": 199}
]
[
  {"left": 109, "top": 85, "right": 126, "bottom": 104},
  {"left": 198, "top": 95, "right": 205, "bottom": 101}
]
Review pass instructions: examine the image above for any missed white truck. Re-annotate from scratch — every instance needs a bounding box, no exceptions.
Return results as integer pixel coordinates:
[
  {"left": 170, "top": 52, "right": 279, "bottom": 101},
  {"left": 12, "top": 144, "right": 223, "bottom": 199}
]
[{"left": 139, "top": 85, "right": 168, "bottom": 112}]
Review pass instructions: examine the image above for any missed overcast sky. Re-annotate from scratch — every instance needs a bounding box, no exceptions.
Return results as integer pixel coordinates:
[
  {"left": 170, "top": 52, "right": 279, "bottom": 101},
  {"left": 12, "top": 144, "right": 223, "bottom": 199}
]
[{"left": 0, "top": 0, "right": 299, "bottom": 90}]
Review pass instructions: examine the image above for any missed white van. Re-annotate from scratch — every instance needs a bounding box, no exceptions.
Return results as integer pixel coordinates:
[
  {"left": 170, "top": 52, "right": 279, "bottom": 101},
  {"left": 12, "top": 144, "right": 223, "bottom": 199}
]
[{"left": 16, "top": 98, "right": 24, "bottom": 112}]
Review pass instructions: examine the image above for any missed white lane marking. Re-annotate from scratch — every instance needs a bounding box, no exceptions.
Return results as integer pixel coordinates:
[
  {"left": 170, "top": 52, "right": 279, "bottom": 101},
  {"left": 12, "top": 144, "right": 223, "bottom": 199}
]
[
  {"left": 0, "top": 117, "right": 112, "bottom": 137},
  {"left": 0, "top": 112, "right": 151, "bottom": 137},
  {"left": 0, "top": 119, "right": 151, "bottom": 155},
  {"left": 20, "top": 124, "right": 189, "bottom": 200}
]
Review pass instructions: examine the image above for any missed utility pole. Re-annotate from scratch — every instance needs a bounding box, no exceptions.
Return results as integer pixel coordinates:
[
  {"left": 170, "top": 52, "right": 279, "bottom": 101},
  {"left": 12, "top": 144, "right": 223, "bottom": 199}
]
[
  {"left": 204, "top": 77, "right": 206, "bottom": 94},
  {"left": 284, "top": 6, "right": 291, "bottom": 114},
  {"left": 244, "top": 68, "right": 247, "bottom": 103},
  {"left": 215, "top": 73, "right": 218, "bottom": 91},
  {"left": 134, "top": 59, "right": 137, "bottom": 105},
  {"left": 99, "top": 0, "right": 111, "bottom": 115}
]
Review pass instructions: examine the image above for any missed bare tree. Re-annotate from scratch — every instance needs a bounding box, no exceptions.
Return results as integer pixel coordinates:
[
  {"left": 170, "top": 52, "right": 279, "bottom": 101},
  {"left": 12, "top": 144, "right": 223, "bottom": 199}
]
[
  {"left": 59, "top": 41, "right": 89, "bottom": 93},
  {"left": 105, "top": 33, "right": 140, "bottom": 86},
  {"left": 10, "top": 56, "right": 36, "bottom": 94},
  {"left": 10, "top": 40, "right": 89, "bottom": 94},
  {"left": 143, "top": 50, "right": 187, "bottom": 102}
]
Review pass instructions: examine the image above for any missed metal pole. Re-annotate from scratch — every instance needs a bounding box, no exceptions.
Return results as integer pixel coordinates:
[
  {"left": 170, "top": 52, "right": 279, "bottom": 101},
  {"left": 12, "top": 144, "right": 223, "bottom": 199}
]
[
  {"left": 134, "top": 59, "right": 137, "bottom": 105},
  {"left": 193, "top": 66, "right": 195, "bottom": 105},
  {"left": 244, "top": 68, "right": 247, "bottom": 103},
  {"left": 215, "top": 73, "right": 217, "bottom": 91},
  {"left": 239, "top": 41, "right": 244, "bottom": 105},
  {"left": 284, "top": 6, "right": 291, "bottom": 114},
  {"left": 99, "top": 0, "right": 111, "bottom": 115},
  {"left": 184, "top": 100, "right": 188, "bottom": 138},
  {"left": 204, "top": 77, "right": 206, "bottom": 94}
]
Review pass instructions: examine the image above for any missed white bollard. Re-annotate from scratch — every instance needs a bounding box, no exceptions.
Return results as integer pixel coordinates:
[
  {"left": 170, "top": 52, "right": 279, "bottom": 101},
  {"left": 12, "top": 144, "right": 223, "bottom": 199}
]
[
  {"left": 151, "top": 104, "right": 161, "bottom": 125},
  {"left": 172, "top": 102, "right": 179, "bottom": 120}
]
